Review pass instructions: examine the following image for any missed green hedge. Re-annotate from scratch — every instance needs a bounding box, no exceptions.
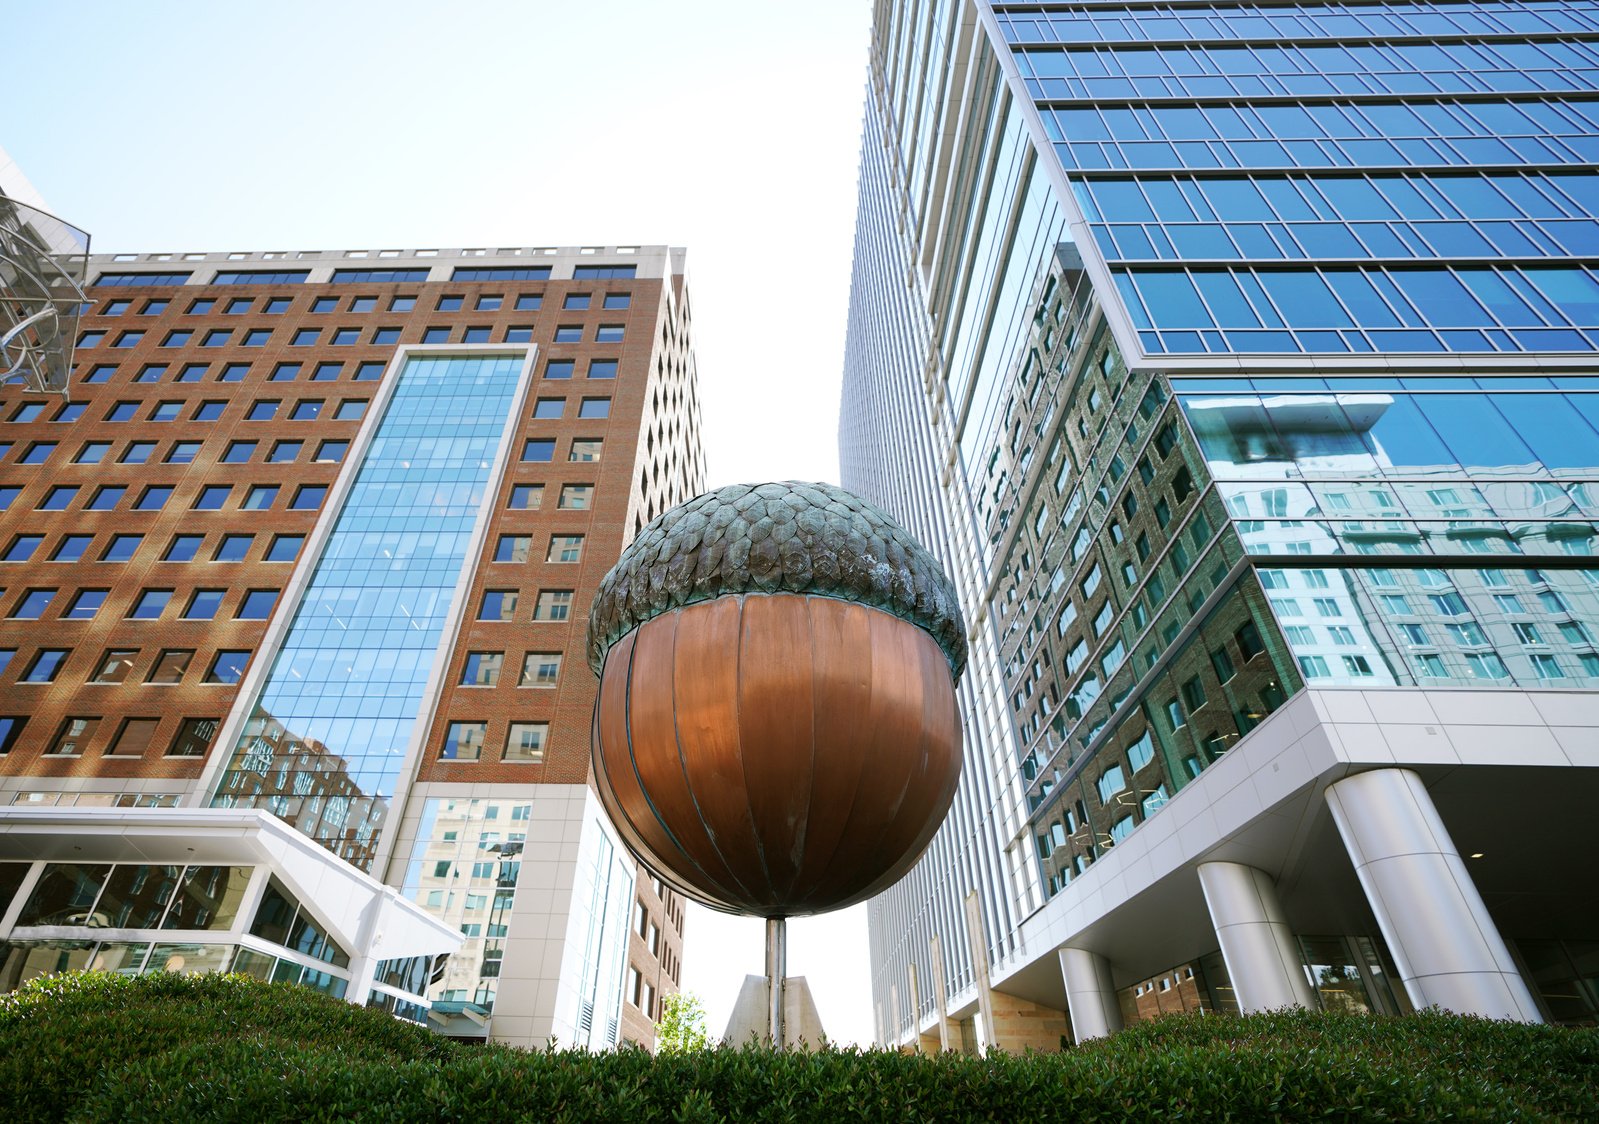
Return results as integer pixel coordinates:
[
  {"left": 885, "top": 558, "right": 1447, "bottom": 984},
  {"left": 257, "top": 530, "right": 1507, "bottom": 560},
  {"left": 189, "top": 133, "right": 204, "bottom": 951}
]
[{"left": 1, "top": 972, "right": 1594, "bottom": 1122}]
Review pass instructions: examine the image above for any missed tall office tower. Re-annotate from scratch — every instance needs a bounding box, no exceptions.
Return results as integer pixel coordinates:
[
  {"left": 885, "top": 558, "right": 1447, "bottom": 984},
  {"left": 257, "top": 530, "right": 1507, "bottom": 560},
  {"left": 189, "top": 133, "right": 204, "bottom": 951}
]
[
  {"left": 0, "top": 238, "right": 701, "bottom": 1050},
  {"left": 842, "top": 0, "right": 1599, "bottom": 1050}
]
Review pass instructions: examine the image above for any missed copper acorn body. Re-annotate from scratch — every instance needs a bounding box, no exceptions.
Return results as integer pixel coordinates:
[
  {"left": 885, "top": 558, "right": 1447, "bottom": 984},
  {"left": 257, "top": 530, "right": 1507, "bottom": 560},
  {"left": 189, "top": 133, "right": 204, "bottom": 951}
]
[{"left": 587, "top": 482, "right": 967, "bottom": 918}]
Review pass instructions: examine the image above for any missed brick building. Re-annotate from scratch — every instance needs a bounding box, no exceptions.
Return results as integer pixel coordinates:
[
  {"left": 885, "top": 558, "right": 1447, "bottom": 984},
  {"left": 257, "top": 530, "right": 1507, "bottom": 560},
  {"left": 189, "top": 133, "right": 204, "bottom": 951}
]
[{"left": 0, "top": 240, "right": 696, "bottom": 1048}]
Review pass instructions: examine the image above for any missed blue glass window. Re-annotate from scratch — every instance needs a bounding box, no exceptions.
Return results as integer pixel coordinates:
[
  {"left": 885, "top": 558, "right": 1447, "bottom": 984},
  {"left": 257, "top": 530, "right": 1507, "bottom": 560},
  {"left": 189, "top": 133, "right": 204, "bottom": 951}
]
[
  {"left": 164, "top": 535, "right": 203, "bottom": 562},
  {"left": 129, "top": 589, "right": 172, "bottom": 619},
  {"left": 103, "top": 534, "right": 144, "bottom": 561}
]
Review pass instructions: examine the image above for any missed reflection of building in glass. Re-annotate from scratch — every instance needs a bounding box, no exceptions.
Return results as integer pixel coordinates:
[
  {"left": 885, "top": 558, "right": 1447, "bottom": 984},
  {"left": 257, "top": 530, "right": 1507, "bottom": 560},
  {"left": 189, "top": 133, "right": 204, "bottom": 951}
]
[
  {"left": 0, "top": 209, "right": 697, "bottom": 1048},
  {"left": 845, "top": 0, "right": 1599, "bottom": 1051}
]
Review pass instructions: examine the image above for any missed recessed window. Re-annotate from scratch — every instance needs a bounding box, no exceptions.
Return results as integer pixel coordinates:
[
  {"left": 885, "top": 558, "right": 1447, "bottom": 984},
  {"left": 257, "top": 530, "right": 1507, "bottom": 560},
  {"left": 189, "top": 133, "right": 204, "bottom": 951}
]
[
  {"left": 188, "top": 298, "right": 216, "bottom": 314},
  {"left": 354, "top": 361, "right": 384, "bottom": 381},
  {"left": 264, "top": 297, "right": 292, "bottom": 314},
  {"left": 505, "top": 722, "right": 548, "bottom": 763},
  {"left": 91, "top": 649, "right": 138, "bottom": 684},
  {"left": 121, "top": 441, "right": 156, "bottom": 464},
  {"left": 146, "top": 649, "right": 194, "bottom": 684},
  {"left": 547, "top": 534, "right": 584, "bottom": 563},
  {"left": 201, "top": 329, "right": 230, "bottom": 348},
  {"left": 440, "top": 721, "right": 486, "bottom": 760},
  {"left": 522, "top": 439, "right": 555, "bottom": 462},
  {"left": 371, "top": 326, "right": 401, "bottom": 345},
  {"left": 106, "top": 401, "right": 137, "bottom": 422},
  {"left": 184, "top": 589, "right": 225, "bottom": 620},
  {"left": 334, "top": 399, "right": 366, "bottom": 421},
  {"left": 534, "top": 589, "right": 573, "bottom": 621},
  {"left": 214, "top": 534, "right": 253, "bottom": 562},
  {"left": 495, "top": 535, "right": 532, "bottom": 563},
  {"left": 311, "top": 297, "right": 337, "bottom": 314},
  {"left": 314, "top": 439, "right": 348, "bottom": 463},
  {"left": 515, "top": 294, "right": 542, "bottom": 311},
  {"left": 205, "top": 651, "right": 252, "bottom": 684},
  {"left": 102, "top": 533, "right": 144, "bottom": 561},
  {"left": 313, "top": 361, "right": 342, "bottom": 381},
  {"left": 587, "top": 359, "right": 618, "bottom": 380},
  {"left": 570, "top": 439, "right": 603, "bottom": 462},
  {"left": 164, "top": 535, "right": 204, "bottom": 562},
  {"left": 265, "top": 535, "right": 304, "bottom": 562},
  {"left": 48, "top": 717, "right": 99, "bottom": 757},
  {"left": 578, "top": 397, "right": 610, "bottom": 419},
  {"left": 437, "top": 295, "right": 463, "bottom": 312},
  {"left": 134, "top": 366, "right": 168, "bottom": 387},
  {"left": 236, "top": 589, "right": 278, "bottom": 619},
  {"left": 508, "top": 484, "right": 544, "bottom": 510},
  {"left": 243, "top": 485, "right": 279, "bottom": 511},
  {"left": 460, "top": 652, "right": 502, "bottom": 687},
  {"left": 389, "top": 296, "right": 416, "bottom": 312},
  {"left": 50, "top": 535, "right": 93, "bottom": 563},
  {"left": 129, "top": 589, "right": 172, "bottom": 620},
  {"left": 247, "top": 400, "right": 280, "bottom": 421},
  {"left": 520, "top": 652, "right": 561, "bottom": 687},
  {"left": 107, "top": 718, "right": 160, "bottom": 756},
  {"left": 533, "top": 397, "right": 564, "bottom": 419},
  {"left": 270, "top": 362, "right": 302, "bottom": 382},
  {"left": 242, "top": 329, "right": 272, "bottom": 347},
  {"left": 4, "top": 534, "right": 44, "bottom": 562},
  {"left": 167, "top": 717, "right": 217, "bottom": 757},
  {"left": 0, "top": 716, "right": 25, "bottom": 753},
  {"left": 193, "top": 485, "right": 231, "bottom": 511},
  {"left": 289, "top": 485, "right": 327, "bottom": 511},
  {"left": 290, "top": 399, "right": 323, "bottom": 421},
  {"left": 78, "top": 330, "right": 106, "bottom": 348},
  {"left": 292, "top": 329, "right": 320, "bottom": 346},
  {"left": 563, "top": 293, "right": 591, "bottom": 310},
  {"left": 554, "top": 325, "right": 582, "bottom": 343},
  {"left": 133, "top": 485, "right": 174, "bottom": 512},
  {"left": 165, "top": 441, "right": 203, "bottom": 464},
  {"left": 603, "top": 292, "right": 631, "bottom": 310},
  {"left": 103, "top": 299, "right": 132, "bottom": 316},
  {"left": 222, "top": 440, "right": 257, "bottom": 463},
  {"left": 64, "top": 589, "right": 107, "bottom": 620},
  {"left": 11, "top": 589, "right": 56, "bottom": 619},
  {"left": 268, "top": 439, "right": 303, "bottom": 463},
  {"left": 596, "top": 325, "right": 624, "bottom": 342},
  {"left": 83, "top": 364, "right": 115, "bottom": 383},
  {"left": 558, "top": 484, "right": 594, "bottom": 510},
  {"left": 463, "top": 326, "right": 491, "bottom": 344},
  {"left": 476, "top": 295, "right": 503, "bottom": 311},
  {"left": 479, "top": 589, "right": 518, "bottom": 621},
  {"left": 331, "top": 328, "right": 359, "bottom": 346},
  {"left": 52, "top": 402, "right": 86, "bottom": 423},
  {"left": 218, "top": 363, "right": 250, "bottom": 383},
  {"left": 504, "top": 326, "right": 534, "bottom": 343},
  {"left": 350, "top": 296, "right": 377, "bottom": 313},
  {"left": 161, "top": 330, "right": 193, "bottom": 348},
  {"left": 193, "top": 400, "right": 227, "bottom": 421},
  {"left": 38, "top": 485, "right": 78, "bottom": 511},
  {"left": 74, "top": 441, "right": 111, "bottom": 464},
  {"left": 9, "top": 402, "right": 46, "bottom": 422},
  {"left": 23, "top": 649, "right": 70, "bottom": 683},
  {"left": 113, "top": 330, "right": 145, "bottom": 348},
  {"left": 422, "top": 327, "right": 450, "bottom": 344},
  {"left": 0, "top": 485, "right": 18, "bottom": 510},
  {"left": 177, "top": 364, "right": 207, "bottom": 383},
  {"left": 224, "top": 297, "right": 252, "bottom": 315}
]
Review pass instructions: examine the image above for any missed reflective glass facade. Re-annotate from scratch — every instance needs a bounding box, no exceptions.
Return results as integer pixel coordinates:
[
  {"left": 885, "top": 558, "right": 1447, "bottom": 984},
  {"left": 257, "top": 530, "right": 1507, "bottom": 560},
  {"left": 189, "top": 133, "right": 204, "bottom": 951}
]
[
  {"left": 847, "top": 0, "right": 1599, "bottom": 1048},
  {"left": 210, "top": 354, "right": 524, "bottom": 869},
  {"left": 996, "top": 0, "right": 1599, "bottom": 354}
]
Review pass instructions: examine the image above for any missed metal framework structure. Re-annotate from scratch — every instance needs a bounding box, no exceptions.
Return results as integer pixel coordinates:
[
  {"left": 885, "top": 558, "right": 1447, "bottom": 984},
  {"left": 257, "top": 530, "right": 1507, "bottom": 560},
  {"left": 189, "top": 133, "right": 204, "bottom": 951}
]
[{"left": 0, "top": 196, "right": 89, "bottom": 396}]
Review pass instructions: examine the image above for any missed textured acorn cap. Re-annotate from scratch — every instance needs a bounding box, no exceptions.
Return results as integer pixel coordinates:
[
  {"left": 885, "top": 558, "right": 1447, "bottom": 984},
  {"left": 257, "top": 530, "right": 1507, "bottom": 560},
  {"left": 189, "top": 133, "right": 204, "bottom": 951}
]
[{"left": 586, "top": 481, "right": 967, "bottom": 679}]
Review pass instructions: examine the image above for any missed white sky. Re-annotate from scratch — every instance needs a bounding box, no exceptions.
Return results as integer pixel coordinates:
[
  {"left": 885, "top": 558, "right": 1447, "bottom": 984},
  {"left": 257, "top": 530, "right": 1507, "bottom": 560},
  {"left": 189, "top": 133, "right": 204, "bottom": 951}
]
[{"left": 9, "top": 0, "right": 878, "bottom": 1045}]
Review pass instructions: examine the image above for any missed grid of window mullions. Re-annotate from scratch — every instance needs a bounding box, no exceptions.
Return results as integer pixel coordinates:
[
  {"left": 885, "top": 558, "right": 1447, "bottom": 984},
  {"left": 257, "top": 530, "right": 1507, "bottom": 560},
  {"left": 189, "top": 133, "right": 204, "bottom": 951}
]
[
  {"left": 995, "top": 3, "right": 1599, "bottom": 46},
  {"left": 1041, "top": 95, "right": 1599, "bottom": 170}
]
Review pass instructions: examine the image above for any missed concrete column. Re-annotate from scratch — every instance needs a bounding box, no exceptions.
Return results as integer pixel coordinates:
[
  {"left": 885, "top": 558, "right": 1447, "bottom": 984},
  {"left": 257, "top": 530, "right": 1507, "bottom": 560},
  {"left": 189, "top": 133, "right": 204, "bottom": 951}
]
[
  {"left": 1058, "top": 947, "right": 1122, "bottom": 1042},
  {"left": 929, "top": 935, "right": 952, "bottom": 1052},
  {"left": 962, "top": 891, "right": 996, "bottom": 1050},
  {"left": 1197, "top": 861, "right": 1317, "bottom": 1013},
  {"left": 1325, "top": 768, "right": 1542, "bottom": 1023}
]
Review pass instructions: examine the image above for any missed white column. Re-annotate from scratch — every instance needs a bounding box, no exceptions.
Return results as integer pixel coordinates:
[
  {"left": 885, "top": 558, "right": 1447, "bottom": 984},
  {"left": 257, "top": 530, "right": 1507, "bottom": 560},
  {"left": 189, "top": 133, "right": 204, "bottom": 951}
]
[
  {"left": 962, "top": 891, "right": 996, "bottom": 1050},
  {"left": 1058, "top": 947, "right": 1122, "bottom": 1042},
  {"left": 1197, "top": 861, "right": 1317, "bottom": 1013},
  {"left": 1325, "top": 768, "right": 1541, "bottom": 1023}
]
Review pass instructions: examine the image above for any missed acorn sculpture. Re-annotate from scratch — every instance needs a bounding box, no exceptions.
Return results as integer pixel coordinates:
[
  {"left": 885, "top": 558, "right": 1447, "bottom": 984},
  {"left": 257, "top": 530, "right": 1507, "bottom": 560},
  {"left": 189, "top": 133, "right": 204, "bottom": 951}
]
[{"left": 587, "top": 481, "right": 967, "bottom": 1043}]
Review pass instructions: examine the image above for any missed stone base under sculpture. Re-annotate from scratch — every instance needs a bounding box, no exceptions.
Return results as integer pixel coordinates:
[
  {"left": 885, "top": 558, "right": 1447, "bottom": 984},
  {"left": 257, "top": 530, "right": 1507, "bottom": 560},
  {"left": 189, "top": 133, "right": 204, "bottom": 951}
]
[{"left": 721, "top": 975, "right": 826, "bottom": 1049}]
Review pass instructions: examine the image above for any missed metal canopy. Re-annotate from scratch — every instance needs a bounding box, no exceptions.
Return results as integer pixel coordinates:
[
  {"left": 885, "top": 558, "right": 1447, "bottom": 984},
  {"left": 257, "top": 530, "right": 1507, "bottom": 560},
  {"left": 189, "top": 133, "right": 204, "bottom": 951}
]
[{"left": 0, "top": 195, "right": 89, "bottom": 397}]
